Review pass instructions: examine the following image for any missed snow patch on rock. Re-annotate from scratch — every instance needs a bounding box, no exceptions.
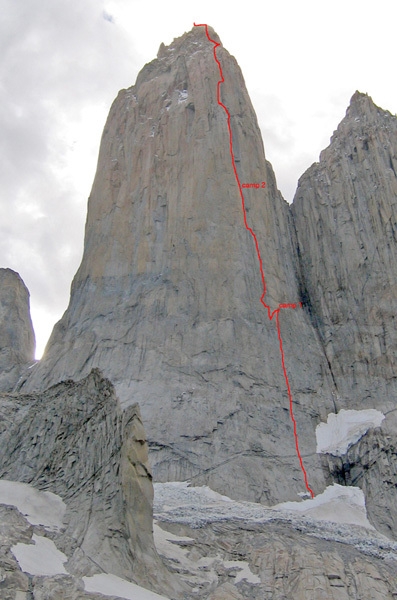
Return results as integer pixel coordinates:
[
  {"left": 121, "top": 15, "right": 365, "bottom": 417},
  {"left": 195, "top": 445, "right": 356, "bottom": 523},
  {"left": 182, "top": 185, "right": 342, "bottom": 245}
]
[
  {"left": 153, "top": 522, "right": 194, "bottom": 568},
  {"left": 155, "top": 480, "right": 233, "bottom": 506},
  {"left": 154, "top": 481, "right": 379, "bottom": 530},
  {"left": 274, "top": 483, "right": 374, "bottom": 529},
  {"left": 223, "top": 560, "right": 261, "bottom": 584},
  {"left": 11, "top": 534, "right": 68, "bottom": 576},
  {"left": 316, "top": 409, "right": 385, "bottom": 456},
  {"left": 0, "top": 479, "right": 66, "bottom": 532},
  {"left": 153, "top": 481, "right": 397, "bottom": 562},
  {"left": 178, "top": 89, "right": 188, "bottom": 103}
]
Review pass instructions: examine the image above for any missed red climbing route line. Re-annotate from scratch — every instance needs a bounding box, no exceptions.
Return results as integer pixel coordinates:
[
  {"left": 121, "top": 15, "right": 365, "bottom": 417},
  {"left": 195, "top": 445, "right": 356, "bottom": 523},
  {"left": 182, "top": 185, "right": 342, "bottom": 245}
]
[{"left": 194, "top": 22, "right": 314, "bottom": 499}]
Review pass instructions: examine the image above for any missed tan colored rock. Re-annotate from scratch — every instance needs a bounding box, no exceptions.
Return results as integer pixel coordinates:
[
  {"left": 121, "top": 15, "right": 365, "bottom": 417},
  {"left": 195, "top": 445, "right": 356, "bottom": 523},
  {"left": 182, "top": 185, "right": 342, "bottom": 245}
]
[{"left": 121, "top": 405, "right": 179, "bottom": 593}]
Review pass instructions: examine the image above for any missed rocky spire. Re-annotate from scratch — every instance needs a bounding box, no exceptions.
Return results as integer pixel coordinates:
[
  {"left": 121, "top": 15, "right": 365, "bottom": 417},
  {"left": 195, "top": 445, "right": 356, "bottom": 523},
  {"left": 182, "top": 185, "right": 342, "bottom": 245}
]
[
  {"left": 291, "top": 90, "right": 397, "bottom": 539},
  {"left": 292, "top": 91, "right": 397, "bottom": 410},
  {"left": 20, "top": 25, "right": 336, "bottom": 504},
  {"left": 0, "top": 268, "right": 35, "bottom": 391}
]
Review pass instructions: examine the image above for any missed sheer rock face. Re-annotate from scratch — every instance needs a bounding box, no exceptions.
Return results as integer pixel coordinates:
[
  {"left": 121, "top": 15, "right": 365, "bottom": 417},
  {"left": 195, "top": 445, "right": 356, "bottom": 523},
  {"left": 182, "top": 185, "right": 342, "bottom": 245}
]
[
  {"left": 20, "top": 26, "right": 336, "bottom": 504},
  {"left": 2, "top": 27, "right": 397, "bottom": 600},
  {"left": 291, "top": 93, "right": 397, "bottom": 536},
  {"left": 0, "top": 269, "right": 35, "bottom": 391},
  {"left": 292, "top": 92, "right": 397, "bottom": 412},
  {"left": 0, "top": 369, "right": 180, "bottom": 597}
]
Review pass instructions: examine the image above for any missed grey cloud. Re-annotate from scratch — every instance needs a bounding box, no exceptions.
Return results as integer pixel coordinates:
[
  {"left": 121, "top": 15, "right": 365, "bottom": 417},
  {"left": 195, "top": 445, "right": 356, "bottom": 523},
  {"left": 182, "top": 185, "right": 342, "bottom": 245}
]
[
  {"left": 103, "top": 10, "right": 115, "bottom": 23},
  {"left": 0, "top": 0, "right": 140, "bottom": 351}
]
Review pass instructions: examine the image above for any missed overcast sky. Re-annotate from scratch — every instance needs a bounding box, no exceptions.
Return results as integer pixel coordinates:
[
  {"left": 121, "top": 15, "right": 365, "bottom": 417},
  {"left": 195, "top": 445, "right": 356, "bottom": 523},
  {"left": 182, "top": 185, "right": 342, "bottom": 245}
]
[{"left": 1, "top": 0, "right": 396, "bottom": 358}]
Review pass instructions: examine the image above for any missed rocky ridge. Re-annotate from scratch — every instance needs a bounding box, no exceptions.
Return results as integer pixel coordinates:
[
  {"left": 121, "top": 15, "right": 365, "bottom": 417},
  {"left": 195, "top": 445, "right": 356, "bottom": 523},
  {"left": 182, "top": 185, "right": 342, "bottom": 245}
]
[{"left": 291, "top": 91, "right": 397, "bottom": 540}]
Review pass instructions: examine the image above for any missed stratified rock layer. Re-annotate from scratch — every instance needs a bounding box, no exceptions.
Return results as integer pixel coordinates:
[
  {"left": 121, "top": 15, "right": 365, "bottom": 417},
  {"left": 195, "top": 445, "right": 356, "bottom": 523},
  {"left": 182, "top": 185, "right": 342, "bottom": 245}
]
[
  {"left": 20, "top": 26, "right": 336, "bottom": 504},
  {"left": 157, "top": 519, "right": 397, "bottom": 600},
  {"left": 0, "top": 268, "right": 35, "bottom": 391}
]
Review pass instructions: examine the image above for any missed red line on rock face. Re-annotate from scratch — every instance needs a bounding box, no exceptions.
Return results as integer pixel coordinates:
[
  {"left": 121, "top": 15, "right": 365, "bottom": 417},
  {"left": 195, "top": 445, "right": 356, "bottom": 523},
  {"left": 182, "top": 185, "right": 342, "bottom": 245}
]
[{"left": 194, "top": 22, "right": 314, "bottom": 499}]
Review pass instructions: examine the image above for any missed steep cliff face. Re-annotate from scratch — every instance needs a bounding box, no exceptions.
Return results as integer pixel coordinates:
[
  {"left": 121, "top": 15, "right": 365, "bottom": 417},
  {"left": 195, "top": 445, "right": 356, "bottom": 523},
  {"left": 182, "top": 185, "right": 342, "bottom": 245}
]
[
  {"left": 20, "top": 25, "right": 336, "bottom": 503},
  {"left": 292, "top": 92, "right": 397, "bottom": 412},
  {"left": 0, "top": 269, "right": 35, "bottom": 391}
]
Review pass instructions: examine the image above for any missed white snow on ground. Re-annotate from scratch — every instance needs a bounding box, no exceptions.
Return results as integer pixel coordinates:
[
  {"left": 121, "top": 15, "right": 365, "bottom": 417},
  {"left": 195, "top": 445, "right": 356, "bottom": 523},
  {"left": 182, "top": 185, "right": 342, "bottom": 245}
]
[
  {"left": 273, "top": 483, "right": 374, "bottom": 528},
  {"left": 0, "top": 479, "right": 66, "bottom": 531},
  {"left": 196, "top": 554, "right": 260, "bottom": 585},
  {"left": 154, "top": 482, "right": 397, "bottom": 561},
  {"left": 83, "top": 574, "right": 170, "bottom": 600},
  {"left": 153, "top": 522, "right": 194, "bottom": 546},
  {"left": 316, "top": 408, "right": 385, "bottom": 456},
  {"left": 155, "top": 481, "right": 234, "bottom": 508},
  {"left": 193, "top": 484, "right": 234, "bottom": 503},
  {"left": 178, "top": 89, "right": 188, "bottom": 103},
  {"left": 154, "top": 481, "right": 374, "bottom": 529},
  {"left": 11, "top": 534, "right": 68, "bottom": 576},
  {"left": 223, "top": 560, "right": 261, "bottom": 584}
]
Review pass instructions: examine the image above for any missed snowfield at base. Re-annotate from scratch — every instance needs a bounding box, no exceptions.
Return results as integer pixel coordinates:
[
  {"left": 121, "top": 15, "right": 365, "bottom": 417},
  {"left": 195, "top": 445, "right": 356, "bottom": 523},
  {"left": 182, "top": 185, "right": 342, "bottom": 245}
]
[
  {"left": 274, "top": 483, "right": 375, "bottom": 528},
  {"left": 83, "top": 574, "right": 170, "bottom": 600},
  {"left": 154, "top": 482, "right": 397, "bottom": 561},
  {"left": 11, "top": 534, "right": 68, "bottom": 576},
  {"left": 0, "top": 479, "right": 66, "bottom": 531},
  {"left": 316, "top": 408, "right": 385, "bottom": 456},
  {"left": 154, "top": 481, "right": 373, "bottom": 529}
]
